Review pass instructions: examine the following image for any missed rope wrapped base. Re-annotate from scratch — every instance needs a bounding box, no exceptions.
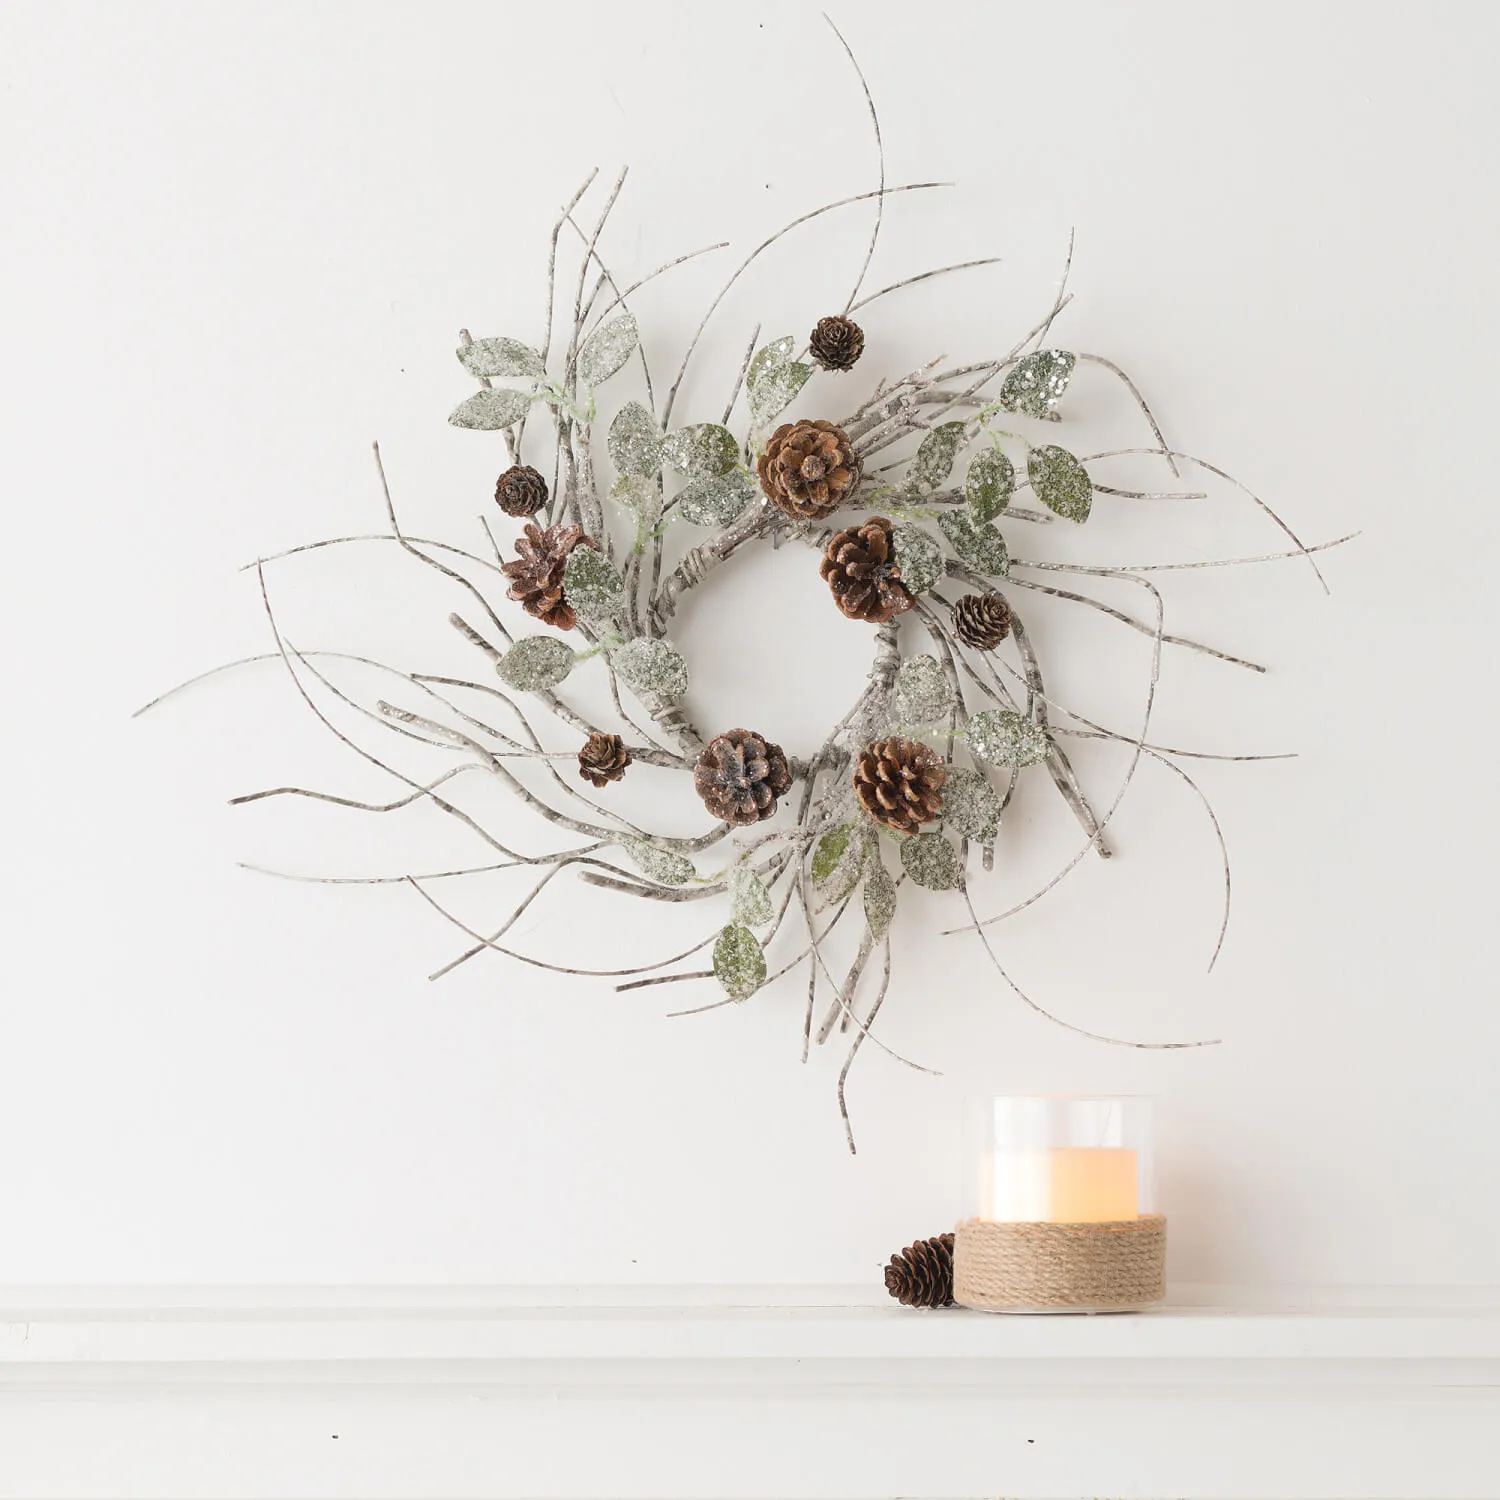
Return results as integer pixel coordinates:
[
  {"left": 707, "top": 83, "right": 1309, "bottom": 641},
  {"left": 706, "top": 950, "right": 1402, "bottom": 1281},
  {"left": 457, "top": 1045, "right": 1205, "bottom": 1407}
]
[{"left": 953, "top": 1215, "right": 1166, "bottom": 1314}]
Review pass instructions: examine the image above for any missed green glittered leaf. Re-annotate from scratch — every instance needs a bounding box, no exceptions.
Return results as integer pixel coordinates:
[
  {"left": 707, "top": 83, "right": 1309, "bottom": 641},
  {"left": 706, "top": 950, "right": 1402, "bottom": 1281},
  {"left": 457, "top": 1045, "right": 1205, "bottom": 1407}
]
[
  {"left": 900, "top": 832, "right": 963, "bottom": 891},
  {"left": 676, "top": 468, "right": 757, "bottom": 527},
  {"left": 610, "top": 474, "right": 662, "bottom": 524},
  {"left": 942, "top": 767, "right": 1001, "bottom": 843},
  {"left": 937, "top": 510, "right": 1010, "bottom": 577},
  {"left": 894, "top": 655, "right": 955, "bottom": 726},
  {"left": 448, "top": 388, "right": 532, "bottom": 431},
  {"left": 607, "top": 401, "right": 663, "bottom": 478},
  {"left": 620, "top": 836, "right": 696, "bottom": 887},
  {"left": 578, "top": 312, "right": 638, "bottom": 387},
  {"left": 862, "top": 857, "right": 897, "bottom": 937},
  {"left": 1028, "top": 445, "right": 1092, "bottom": 523},
  {"left": 892, "top": 524, "right": 944, "bottom": 595},
  {"left": 812, "top": 823, "right": 855, "bottom": 884},
  {"left": 496, "top": 635, "right": 576, "bottom": 693},
  {"left": 729, "top": 863, "right": 775, "bottom": 928},
  {"left": 713, "top": 923, "right": 767, "bottom": 1000},
  {"left": 966, "top": 709, "right": 1049, "bottom": 768},
  {"left": 747, "top": 337, "right": 813, "bottom": 421},
  {"left": 457, "top": 337, "right": 544, "bottom": 380},
  {"left": 561, "top": 547, "right": 625, "bottom": 626},
  {"left": 612, "top": 636, "right": 689, "bottom": 699},
  {"left": 662, "top": 423, "right": 740, "bottom": 478},
  {"left": 965, "top": 446, "right": 1015, "bottom": 523},
  {"left": 910, "top": 421, "right": 967, "bottom": 493},
  {"left": 1000, "top": 350, "right": 1076, "bottom": 419}
]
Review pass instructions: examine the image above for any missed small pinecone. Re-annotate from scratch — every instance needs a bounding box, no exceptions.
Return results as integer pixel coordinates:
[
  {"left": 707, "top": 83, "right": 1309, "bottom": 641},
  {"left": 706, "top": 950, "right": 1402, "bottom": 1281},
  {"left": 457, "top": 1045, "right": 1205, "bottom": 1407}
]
[
  {"left": 951, "top": 591, "right": 1012, "bottom": 650},
  {"left": 809, "top": 314, "right": 865, "bottom": 372},
  {"left": 757, "top": 419, "right": 861, "bottom": 521},
  {"left": 854, "top": 736, "right": 946, "bottom": 833},
  {"left": 884, "top": 1233, "right": 956, "bottom": 1309},
  {"left": 578, "top": 732, "right": 631, "bottom": 788},
  {"left": 494, "top": 464, "right": 549, "bottom": 518},
  {"left": 501, "top": 522, "right": 595, "bottom": 631},
  {"left": 820, "top": 516, "right": 914, "bottom": 624},
  {"left": 694, "top": 728, "right": 792, "bottom": 826}
]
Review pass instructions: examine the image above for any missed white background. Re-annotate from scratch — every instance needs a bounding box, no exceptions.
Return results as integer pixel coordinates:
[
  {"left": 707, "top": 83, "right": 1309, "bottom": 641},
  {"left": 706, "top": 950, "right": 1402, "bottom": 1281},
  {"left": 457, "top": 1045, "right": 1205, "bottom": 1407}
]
[{"left": 0, "top": 0, "right": 1496, "bottom": 1289}]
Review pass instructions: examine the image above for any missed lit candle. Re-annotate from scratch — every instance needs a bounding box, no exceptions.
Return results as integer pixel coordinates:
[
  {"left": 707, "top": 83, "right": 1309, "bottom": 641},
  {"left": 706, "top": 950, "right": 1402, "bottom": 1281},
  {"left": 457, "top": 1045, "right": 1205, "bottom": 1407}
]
[{"left": 988, "top": 1146, "right": 1139, "bottom": 1223}]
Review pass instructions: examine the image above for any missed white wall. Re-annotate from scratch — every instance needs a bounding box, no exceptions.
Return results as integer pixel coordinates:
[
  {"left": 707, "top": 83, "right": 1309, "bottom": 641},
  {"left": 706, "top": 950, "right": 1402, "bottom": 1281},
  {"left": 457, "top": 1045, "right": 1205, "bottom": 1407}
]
[{"left": 1, "top": 0, "right": 1496, "bottom": 1288}]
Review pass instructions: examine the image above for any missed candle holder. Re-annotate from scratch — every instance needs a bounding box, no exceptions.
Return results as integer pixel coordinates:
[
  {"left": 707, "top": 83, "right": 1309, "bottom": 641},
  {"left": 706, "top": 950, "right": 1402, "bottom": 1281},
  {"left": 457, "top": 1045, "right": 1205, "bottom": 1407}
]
[{"left": 953, "top": 1095, "right": 1165, "bottom": 1314}]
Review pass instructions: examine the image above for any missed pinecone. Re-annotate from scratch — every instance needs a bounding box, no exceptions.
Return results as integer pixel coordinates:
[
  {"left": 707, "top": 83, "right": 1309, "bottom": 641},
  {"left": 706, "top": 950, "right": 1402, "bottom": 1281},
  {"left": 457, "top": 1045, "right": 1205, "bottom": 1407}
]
[
  {"left": 884, "top": 1232, "right": 956, "bottom": 1309},
  {"left": 694, "top": 729, "right": 792, "bottom": 826},
  {"left": 854, "top": 736, "right": 946, "bottom": 833},
  {"left": 820, "top": 516, "right": 914, "bottom": 624},
  {"left": 809, "top": 314, "right": 865, "bottom": 372},
  {"left": 494, "top": 464, "right": 549, "bottom": 518},
  {"left": 578, "top": 731, "right": 631, "bottom": 788},
  {"left": 951, "top": 591, "right": 1012, "bottom": 650},
  {"left": 757, "top": 419, "right": 861, "bottom": 521},
  {"left": 501, "top": 522, "right": 595, "bottom": 631}
]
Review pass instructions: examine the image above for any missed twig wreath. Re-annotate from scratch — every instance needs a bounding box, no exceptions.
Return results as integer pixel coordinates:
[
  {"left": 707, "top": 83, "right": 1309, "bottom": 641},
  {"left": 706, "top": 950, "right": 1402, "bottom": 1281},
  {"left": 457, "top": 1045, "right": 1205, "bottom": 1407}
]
[{"left": 143, "top": 20, "right": 1350, "bottom": 1151}]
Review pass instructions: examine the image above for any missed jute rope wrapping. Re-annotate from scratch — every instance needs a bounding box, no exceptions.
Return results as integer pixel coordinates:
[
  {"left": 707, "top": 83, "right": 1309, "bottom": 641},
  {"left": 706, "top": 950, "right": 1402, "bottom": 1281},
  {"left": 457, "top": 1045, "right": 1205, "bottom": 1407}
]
[{"left": 953, "top": 1214, "right": 1166, "bottom": 1313}]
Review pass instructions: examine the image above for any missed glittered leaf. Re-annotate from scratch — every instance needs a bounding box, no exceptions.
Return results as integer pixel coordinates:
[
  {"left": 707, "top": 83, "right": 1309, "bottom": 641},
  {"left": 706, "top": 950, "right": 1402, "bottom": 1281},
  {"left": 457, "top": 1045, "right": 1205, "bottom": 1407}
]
[
  {"left": 965, "top": 446, "right": 1015, "bottom": 523},
  {"left": 910, "top": 422, "right": 967, "bottom": 493},
  {"left": 610, "top": 474, "right": 662, "bottom": 524},
  {"left": 812, "top": 823, "right": 855, "bottom": 884},
  {"left": 662, "top": 423, "right": 740, "bottom": 478},
  {"left": 967, "top": 709, "right": 1049, "bottom": 768},
  {"left": 607, "top": 401, "right": 663, "bottom": 478},
  {"left": 561, "top": 547, "right": 625, "bottom": 626},
  {"left": 938, "top": 511, "right": 1010, "bottom": 576},
  {"left": 496, "top": 635, "right": 576, "bottom": 693},
  {"left": 713, "top": 923, "right": 766, "bottom": 1001},
  {"left": 892, "top": 524, "right": 944, "bottom": 595},
  {"left": 457, "top": 337, "right": 544, "bottom": 380},
  {"left": 1000, "top": 350, "right": 1076, "bottom": 419},
  {"left": 1028, "top": 445, "right": 1092, "bottom": 523},
  {"left": 448, "top": 388, "right": 531, "bottom": 431},
  {"left": 894, "top": 655, "right": 955, "bottom": 726},
  {"left": 862, "top": 858, "right": 897, "bottom": 937},
  {"left": 730, "top": 864, "right": 775, "bottom": 928},
  {"left": 676, "top": 468, "right": 757, "bottom": 527},
  {"left": 747, "top": 337, "right": 813, "bottom": 421},
  {"left": 899, "top": 832, "right": 962, "bottom": 891},
  {"left": 612, "top": 636, "right": 689, "bottom": 699},
  {"left": 620, "top": 836, "right": 696, "bottom": 887},
  {"left": 578, "top": 312, "right": 638, "bottom": 387},
  {"left": 942, "top": 767, "right": 1001, "bottom": 843}
]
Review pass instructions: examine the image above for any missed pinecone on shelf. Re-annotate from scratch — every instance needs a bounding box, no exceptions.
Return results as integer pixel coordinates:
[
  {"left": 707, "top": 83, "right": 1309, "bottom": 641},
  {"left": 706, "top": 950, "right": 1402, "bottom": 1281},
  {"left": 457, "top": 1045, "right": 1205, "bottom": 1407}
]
[
  {"left": 578, "top": 731, "right": 631, "bottom": 788},
  {"left": 884, "top": 1232, "right": 956, "bottom": 1309},
  {"left": 808, "top": 313, "right": 865, "bottom": 372},
  {"left": 694, "top": 728, "right": 792, "bottom": 826},
  {"left": 820, "top": 516, "right": 914, "bottom": 624},
  {"left": 501, "top": 522, "right": 594, "bottom": 631},
  {"left": 854, "top": 736, "right": 946, "bottom": 833},
  {"left": 494, "top": 463, "right": 549, "bottom": 518},
  {"left": 756, "top": 419, "right": 861, "bottom": 521},
  {"left": 951, "top": 590, "right": 1012, "bottom": 650}
]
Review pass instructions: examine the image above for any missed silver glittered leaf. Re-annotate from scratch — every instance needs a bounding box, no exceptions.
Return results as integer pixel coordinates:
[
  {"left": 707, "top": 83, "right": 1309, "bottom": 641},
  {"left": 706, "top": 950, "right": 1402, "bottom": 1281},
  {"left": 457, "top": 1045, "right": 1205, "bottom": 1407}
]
[
  {"left": 1000, "top": 350, "right": 1076, "bottom": 419},
  {"left": 938, "top": 511, "right": 1010, "bottom": 576},
  {"left": 942, "top": 767, "right": 1001, "bottom": 843},
  {"left": 578, "top": 312, "right": 639, "bottom": 387},
  {"left": 910, "top": 421, "right": 967, "bottom": 493},
  {"left": 612, "top": 636, "right": 689, "bottom": 699},
  {"left": 676, "top": 468, "right": 756, "bottom": 527},
  {"left": 811, "top": 823, "right": 855, "bottom": 884},
  {"left": 966, "top": 708, "right": 1049, "bottom": 768},
  {"left": 448, "top": 388, "right": 531, "bottom": 431},
  {"left": 457, "top": 337, "right": 545, "bottom": 380},
  {"left": 747, "top": 337, "right": 813, "bottom": 421},
  {"left": 892, "top": 524, "right": 944, "bottom": 595},
  {"left": 730, "top": 863, "right": 775, "bottom": 927},
  {"left": 900, "top": 832, "right": 963, "bottom": 891},
  {"left": 894, "top": 654, "right": 956, "bottom": 726},
  {"left": 1028, "top": 445, "right": 1092, "bottom": 523},
  {"left": 561, "top": 547, "right": 625, "bottom": 626},
  {"left": 496, "top": 635, "right": 576, "bottom": 693},
  {"left": 610, "top": 474, "right": 662, "bottom": 524},
  {"left": 965, "top": 446, "right": 1015, "bottom": 523},
  {"left": 607, "top": 401, "right": 663, "bottom": 478},
  {"left": 662, "top": 423, "right": 740, "bottom": 478},
  {"left": 620, "top": 836, "right": 696, "bottom": 887},
  {"left": 713, "top": 923, "right": 766, "bottom": 1000},
  {"left": 862, "top": 857, "right": 897, "bottom": 937}
]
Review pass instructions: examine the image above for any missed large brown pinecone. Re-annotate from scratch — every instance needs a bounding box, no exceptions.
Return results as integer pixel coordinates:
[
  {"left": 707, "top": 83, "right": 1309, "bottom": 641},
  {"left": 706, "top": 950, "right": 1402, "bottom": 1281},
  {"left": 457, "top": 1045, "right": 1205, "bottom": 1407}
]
[
  {"left": 757, "top": 419, "right": 861, "bottom": 521},
  {"left": 694, "top": 728, "right": 792, "bottom": 826},
  {"left": 501, "top": 522, "right": 595, "bottom": 631},
  {"left": 578, "top": 731, "right": 631, "bottom": 788},
  {"left": 820, "top": 516, "right": 914, "bottom": 624},
  {"left": 494, "top": 464, "right": 549, "bottom": 518},
  {"left": 809, "top": 314, "right": 865, "bottom": 372},
  {"left": 884, "top": 1233, "right": 956, "bottom": 1309},
  {"left": 951, "top": 591, "right": 1012, "bottom": 650},
  {"left": 854, "top": 736, "right": 945, "bottom": 833}
]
